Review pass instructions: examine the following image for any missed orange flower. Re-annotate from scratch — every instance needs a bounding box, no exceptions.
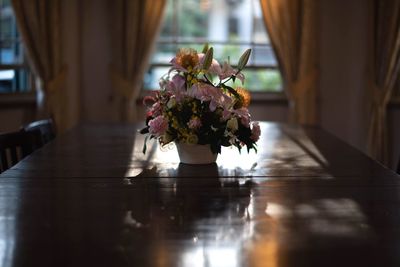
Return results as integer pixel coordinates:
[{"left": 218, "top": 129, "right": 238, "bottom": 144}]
[
  {"left": 176, "top": 48, "right": 199, "bottom": 70},
  {"left": 234, "top": 87, "right": 251, "bottom": 108}
]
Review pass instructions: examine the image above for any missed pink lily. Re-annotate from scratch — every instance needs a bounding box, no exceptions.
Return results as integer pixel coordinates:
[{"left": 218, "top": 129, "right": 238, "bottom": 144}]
[
  {"left": 165, "top": 74, "right": 186, "bottom": 101},
  {"left": 198, "top": 53, "right": 222, "bottom": 75},
  {"left": 219, "top": 61, "right": 245, "bottom": 84},
  {"left": 232, "top": 107, "right": 251, "bottom": 127}
]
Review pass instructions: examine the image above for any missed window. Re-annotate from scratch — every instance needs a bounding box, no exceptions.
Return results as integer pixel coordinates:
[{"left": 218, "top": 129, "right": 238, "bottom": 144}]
[
  {"left": 0, "top": 0, "right": 32, "bottom": 93},
  {"left": 144, "top": 0, "right": 282, "bottom": 92}
]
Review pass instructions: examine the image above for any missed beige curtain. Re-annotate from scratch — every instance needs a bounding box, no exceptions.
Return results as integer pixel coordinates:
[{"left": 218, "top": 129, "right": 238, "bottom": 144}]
[
  {"left": 367, "top": 0, "right": 400, "bottom": 164},
  {"left": 110, "top": 0, "right": 166, "bottom": 122},
  {"left": 12, "top": 0, "right": 67, "bottom": 132},
  {"left": 260, "top": 0, "right": 318, "bottom": 125}
]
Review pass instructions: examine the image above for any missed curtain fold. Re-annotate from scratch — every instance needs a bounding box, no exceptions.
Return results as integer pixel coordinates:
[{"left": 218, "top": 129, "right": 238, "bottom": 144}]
[
  {"left": 260, "top": 0, "right": 318, "bottom": 125},
  {"left": 367, "top": 0, "right": 400, "bottom": 164},
  {"left": 12, "top": 0, "right": 67, "bottom": 132},
  {"left": 110, "top": 0, "right": 166, "bottom": 122}
]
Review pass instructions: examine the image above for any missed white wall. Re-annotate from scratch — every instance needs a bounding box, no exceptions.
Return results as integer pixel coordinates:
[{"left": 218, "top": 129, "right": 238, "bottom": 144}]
[
  {"left": 318, "top": 0, "right": 400, "bottom": 170},
  {"left": 318, "top": 0, "right": 369, "bottom": 153},
  {"left": 80, "top": 0, "right": 117, "bottom": 123},
  {"left": 62, "top": 0, "right": 82, "bottom": 129}
]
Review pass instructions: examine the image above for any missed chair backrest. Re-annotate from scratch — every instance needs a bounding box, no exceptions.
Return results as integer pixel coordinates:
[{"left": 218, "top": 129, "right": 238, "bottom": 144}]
[
  {"left": 22, "top": 119, "right": 56, "bottom": 146},
  {"left": 0, "top": 130, "right": 42, "bottom": 173}
]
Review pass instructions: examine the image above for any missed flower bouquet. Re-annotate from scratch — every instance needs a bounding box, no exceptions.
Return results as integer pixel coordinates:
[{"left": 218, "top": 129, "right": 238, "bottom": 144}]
[{"left": 140, "top": 44, "right": 260, "bottom": 163}]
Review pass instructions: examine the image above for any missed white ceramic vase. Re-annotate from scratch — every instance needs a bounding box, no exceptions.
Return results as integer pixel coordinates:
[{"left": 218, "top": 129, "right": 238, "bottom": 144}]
[{"left": 176, "top": 143, "right": 218, "bottom": 164}]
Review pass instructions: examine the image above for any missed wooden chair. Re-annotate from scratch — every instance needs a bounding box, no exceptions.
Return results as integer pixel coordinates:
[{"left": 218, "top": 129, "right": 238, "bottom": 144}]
[
  {"left": 22, "top": 119, "right": 56, "bottom": 147},
  {"left": 0, "top": 130, "right": 42, "bottom": 173}
]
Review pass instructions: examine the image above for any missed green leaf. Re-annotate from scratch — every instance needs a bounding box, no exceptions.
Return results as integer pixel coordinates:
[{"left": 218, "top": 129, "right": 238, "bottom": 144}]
[
  {"left": 202, "top": 47, "right": 213, "bottom": 70},
  {"left": 221, "top": 84, "right": 240, "bottom": 99},
  {"left": 202, "top": 43, "right": 209, "bottom": 54},
  {"left": 139, "top": 127, "right": 149, "bottom": 134},
  {"left": 237, "top": 49, "right": 251, "bottom": 70}
]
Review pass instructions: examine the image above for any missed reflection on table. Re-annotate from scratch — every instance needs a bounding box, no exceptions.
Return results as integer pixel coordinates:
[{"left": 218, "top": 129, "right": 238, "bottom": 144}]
[{"left": 0, "top": 122, "right": 399, "bottom": 267}]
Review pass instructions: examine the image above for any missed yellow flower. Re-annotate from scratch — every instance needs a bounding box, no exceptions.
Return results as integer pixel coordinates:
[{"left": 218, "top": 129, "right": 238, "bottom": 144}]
[
  {"left": 176, "top": 48, "right": 199, "bottom": 70},
  {"left": 234, "top": 87, "right": 251, "bottom": 109},
  {"left": 191, "top": 101, "right": 198, "bottom": 113},
  {"left": 172, "top": 118, "right": 179, "bottom": 129}
]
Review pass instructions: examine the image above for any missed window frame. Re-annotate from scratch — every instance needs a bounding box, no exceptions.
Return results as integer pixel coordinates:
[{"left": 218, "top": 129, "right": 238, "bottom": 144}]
[
  {"left": 144, "top": 0, "right": 283, "bottom": 93},
  {"left": 0, "top": 1, "right": 34, "bottom": 95}
]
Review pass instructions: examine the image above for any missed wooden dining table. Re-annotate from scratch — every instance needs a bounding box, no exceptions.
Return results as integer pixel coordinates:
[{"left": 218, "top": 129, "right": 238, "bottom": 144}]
[{"left": 0, "top": 121, "right": 399, "bottom": 267}]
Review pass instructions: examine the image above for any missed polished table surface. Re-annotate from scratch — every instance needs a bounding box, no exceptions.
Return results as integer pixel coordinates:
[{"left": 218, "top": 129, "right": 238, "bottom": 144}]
[{"left": 1, "top": 122, "right": 400, "bottom": 267}]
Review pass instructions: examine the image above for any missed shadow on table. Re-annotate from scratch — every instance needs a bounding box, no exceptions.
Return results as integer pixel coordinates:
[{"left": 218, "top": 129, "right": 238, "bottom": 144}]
[
  {"left": 276, "top": 124, "right": 399, "bottom": 179},
  {"left": 267, "top": 124, "right": 400, "bottom": 267}
]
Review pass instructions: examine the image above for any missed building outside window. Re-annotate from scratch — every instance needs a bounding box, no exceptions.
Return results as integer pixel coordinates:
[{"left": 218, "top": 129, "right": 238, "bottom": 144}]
[
  {"left": 0, "top": 0, "right": 32, "bottom": 94},
  {"left": 144, "top": 0, "right": 282, "bottom": 93}
]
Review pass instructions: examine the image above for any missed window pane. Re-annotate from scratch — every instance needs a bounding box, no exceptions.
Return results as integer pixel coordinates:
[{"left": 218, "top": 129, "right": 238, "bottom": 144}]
[
  {"left": 158, "top": 0, "right": 175, "bottom": 39},
  {"left": 145, "top": 0, "right": 282, "bottom": 92},
  {"left": 0, "top": 0, "right": 31, "bottom": 93},
  {"left": 0, "top": 41, "right": 23, "bottom": 64},
  {"left": 221, "top": 69, "right": 282, "bottom": 92},
  {"left": 251, "top": 45, "right": 277, "bottom": 66},
  {"left": 151, "top": 43, "right": 175, "bottom": 62},
  {"left": 241, "top": 69, "right": 282, "bottom": 92},
  {"left": 0, "top": 68, "right": 31, "bottom": 93},
  {"left": 143, "top": 66, "right": 170, "bottom": 90},
  {"left": 0, "top": 2, "right": 23, "bottom": 64},
  {"left": 178, "top": 0, "right": 209, "bottom": 39},
  {"left": 0, "top": 0, "right": 11, "bottom": 9}
]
